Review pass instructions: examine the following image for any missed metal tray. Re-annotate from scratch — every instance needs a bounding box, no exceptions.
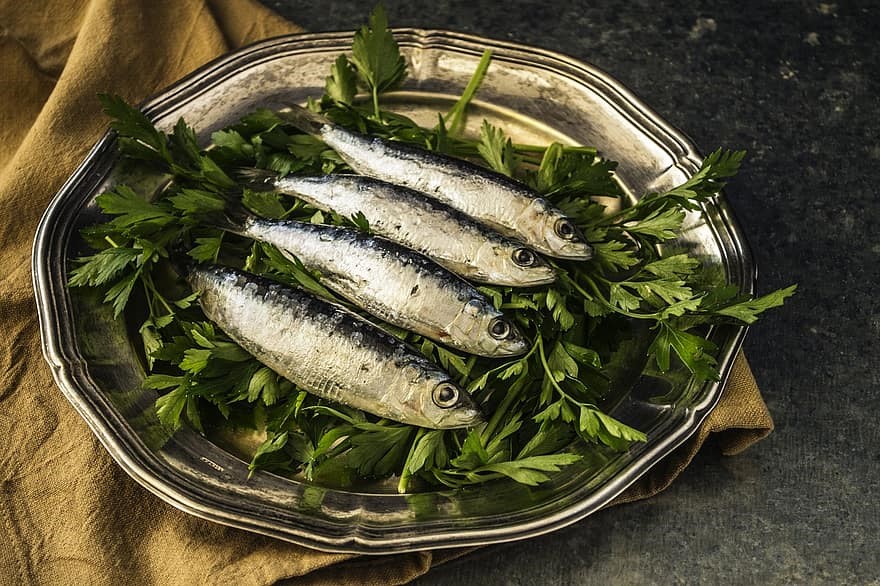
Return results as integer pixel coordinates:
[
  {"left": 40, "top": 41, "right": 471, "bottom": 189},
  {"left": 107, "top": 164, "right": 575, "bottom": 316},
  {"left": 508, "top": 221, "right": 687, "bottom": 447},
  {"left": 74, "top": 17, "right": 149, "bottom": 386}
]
[{"left": 32, "top": 30, "right": 754, "bottom": 554}]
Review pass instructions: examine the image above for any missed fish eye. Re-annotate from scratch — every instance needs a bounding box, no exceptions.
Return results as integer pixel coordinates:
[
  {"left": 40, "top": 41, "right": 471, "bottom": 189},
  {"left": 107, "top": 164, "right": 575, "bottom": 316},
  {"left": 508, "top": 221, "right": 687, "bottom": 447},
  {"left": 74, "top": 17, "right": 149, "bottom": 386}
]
[
  {"left": 432, "top": 383, "right": 460, "bottom": 409},
  {"left": 512, "top": 247, "right": 537, "bottom": 267},
  {"left": 555, "top": 219, "right": 579, "bottom": 241},
  {"left": 488, "top": 317, "right": 512, "bottom": 339},
  {"left": 464, "top": 299, "right": 484, "bottom": 314}
]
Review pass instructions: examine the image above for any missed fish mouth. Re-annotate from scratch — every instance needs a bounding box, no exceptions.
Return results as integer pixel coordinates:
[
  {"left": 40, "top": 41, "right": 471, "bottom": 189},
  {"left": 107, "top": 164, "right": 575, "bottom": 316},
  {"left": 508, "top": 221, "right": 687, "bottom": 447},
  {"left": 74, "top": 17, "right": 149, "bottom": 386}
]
[
  {"left": 491, "top": 329, "right": 530, "bottom": 357},
  {"left": 519, "top": 265, "right": 558, "bottom": 287},
  {"left": 457, "top": 407, "right": 485, "bottom": 428},
  {"left": 478, "top": 264, "right": 557, "bottom": 287},
  {"left": 547, "top": 241, "right": 594, "bottom": 260},
  {"left": 469, "top": 337, "right": 528, "bottom": 358},
  {"left": 488, "top": 270, "right": 557, "bottom": 287},
  {"left": 494, "top": 341, "right": 529, "bottom": 357},
  {"left": 435, "top": 406, "right": 484, "bottom": 429}
]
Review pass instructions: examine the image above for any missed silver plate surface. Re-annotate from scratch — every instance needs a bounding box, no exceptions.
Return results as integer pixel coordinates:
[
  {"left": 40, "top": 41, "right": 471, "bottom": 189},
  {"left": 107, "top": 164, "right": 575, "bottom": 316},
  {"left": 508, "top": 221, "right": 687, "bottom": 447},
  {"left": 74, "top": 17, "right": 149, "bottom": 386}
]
[{"left": 33, "top": 30, "right": 754, "bottom": 554}]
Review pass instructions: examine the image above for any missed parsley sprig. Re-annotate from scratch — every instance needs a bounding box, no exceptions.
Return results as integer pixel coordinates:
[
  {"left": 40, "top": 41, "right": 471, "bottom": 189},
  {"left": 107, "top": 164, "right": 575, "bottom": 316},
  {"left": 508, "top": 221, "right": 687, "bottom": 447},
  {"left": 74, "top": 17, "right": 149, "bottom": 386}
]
[
  {"left": 68, "top": 5, "right": 794, "bottom": 492},
  {"left": 347, "top": 4, "right": 406, "bottom": 117}
]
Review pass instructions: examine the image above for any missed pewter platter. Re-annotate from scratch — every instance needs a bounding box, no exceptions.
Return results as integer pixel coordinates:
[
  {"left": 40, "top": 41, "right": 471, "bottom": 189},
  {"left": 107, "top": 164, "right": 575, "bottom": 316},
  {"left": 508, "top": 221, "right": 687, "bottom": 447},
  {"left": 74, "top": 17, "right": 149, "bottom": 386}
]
[{"left": 33, "top": 30, "right": 754, "bottom": 553}]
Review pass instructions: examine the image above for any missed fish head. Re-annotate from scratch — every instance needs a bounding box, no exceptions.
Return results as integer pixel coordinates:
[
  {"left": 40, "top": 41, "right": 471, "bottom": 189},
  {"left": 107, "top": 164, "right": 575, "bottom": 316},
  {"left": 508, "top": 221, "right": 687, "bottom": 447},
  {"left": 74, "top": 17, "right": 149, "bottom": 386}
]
[
  {"left": 417, "top": 377, "right": 484, "bottom": 429},
  {"left": 516, "top": 198, "right": 593, "bottom": 260},
  {"left": 475, "top": 242, "right": 557, "bottom": 287},
  {"left": 447, "top": 299, "right": 530, "bottom": 357}
]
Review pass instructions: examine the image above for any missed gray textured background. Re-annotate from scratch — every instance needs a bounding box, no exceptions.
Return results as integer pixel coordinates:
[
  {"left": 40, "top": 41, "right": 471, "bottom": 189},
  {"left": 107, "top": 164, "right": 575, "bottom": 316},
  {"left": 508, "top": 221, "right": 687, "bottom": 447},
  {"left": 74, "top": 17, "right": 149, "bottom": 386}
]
[{"left": 260, "top": 1, "right": 878, "bottom": 583}]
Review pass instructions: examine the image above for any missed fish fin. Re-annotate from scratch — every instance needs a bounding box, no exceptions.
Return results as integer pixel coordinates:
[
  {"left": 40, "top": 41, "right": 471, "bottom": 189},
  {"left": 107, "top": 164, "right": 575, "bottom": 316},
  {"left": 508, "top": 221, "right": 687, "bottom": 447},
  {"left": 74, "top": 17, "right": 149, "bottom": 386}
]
[{"left": 277, "top": 104, "right": 329, "bottom": 136}]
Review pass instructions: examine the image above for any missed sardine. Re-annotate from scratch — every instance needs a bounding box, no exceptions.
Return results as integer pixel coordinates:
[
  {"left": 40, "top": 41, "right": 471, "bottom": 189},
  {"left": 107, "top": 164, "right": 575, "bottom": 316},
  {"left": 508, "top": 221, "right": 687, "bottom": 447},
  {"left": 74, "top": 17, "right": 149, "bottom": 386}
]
[
  {"left": 187, "top": 265, "right": 482, "bottom": 429},
  {"left": 242, "top": 171, "right": 556, "bottom": 287},
  {"left": 220, "top": 214, "right": 528, "bottom": 357},
  {"left": 278, "top": 105, "right": 593, "bottom": 260}
]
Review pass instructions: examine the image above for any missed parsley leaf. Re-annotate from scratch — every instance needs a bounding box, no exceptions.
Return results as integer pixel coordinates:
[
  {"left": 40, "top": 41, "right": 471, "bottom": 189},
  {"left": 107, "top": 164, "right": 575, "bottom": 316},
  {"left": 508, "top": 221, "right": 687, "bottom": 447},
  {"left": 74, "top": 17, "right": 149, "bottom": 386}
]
[
  {"left": 167, "top": 188, "right": 226, "bottom": 216},
  {"left": 648, "top": 322, "right": 719, "bottom": 380},
  {"left": 95, "top": 186, "right": 175, "bottom": 230},
  {"left": 578, "top": 406, "right": 647, "bottom": 449},
  {"left": 535, "top": 142, "right": 619, "bottom": 198},
  {"left": 642, "top": 254, "right": 701, "bottom": 279},
  {"left": 714, "top": 284, "right": 797, "bottom": 324},
  {"left": 242, "top": 188, "right": 288, "bottom": 219},
  {"left": 477, "top": 121, "right": 518, "bottom": 177},
  {"left": 349, "top": 4, "right": 406, "bottom": 116},
  {"left": 349, "top": 210, "right": 371, "bottom": 233},
  {"left": 68, "top": 246, "right": 140, "bottom": 288},
  {"left": 154, "top": 382, "right": 188, "bottom": 430},
  {"left": 479, "top": 453, "right": 581, "bottom": 485},
  {"left": 346, "top": 422, "right": 414, "bottom": 477},
  {"left": 623, "top": 208, "right": 686, "bottom": 240},
  {"left": 643, "top": 149, "right": 746, "bottom": 210},
  {"left": 99, "top": 93, "right": 170, "bottom": 164},
  {"left": 325, "top": 54, "right": 358, "bottom": 104},
  {"left": 248, "top": 431, "right": 291, "bottom": 478},
  {"left": 188, "top": 235, "right": 223, "bottom": 262}
]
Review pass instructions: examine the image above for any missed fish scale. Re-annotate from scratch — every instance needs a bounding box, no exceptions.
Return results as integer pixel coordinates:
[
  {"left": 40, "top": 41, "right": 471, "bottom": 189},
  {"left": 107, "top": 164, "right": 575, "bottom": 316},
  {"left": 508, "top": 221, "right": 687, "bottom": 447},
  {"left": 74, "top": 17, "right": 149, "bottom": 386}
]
[
  {"left": 278, "top": 104, "right": 593, "bottom": 260},
  {"left": 187, "top": 265, "right": 482, "bottom": 429},
  {"left": 221, "top": 214, "right": 528, "bottom": 358},
  {"left": 254, "top": 173, "right": 557, "bottom": 287}
]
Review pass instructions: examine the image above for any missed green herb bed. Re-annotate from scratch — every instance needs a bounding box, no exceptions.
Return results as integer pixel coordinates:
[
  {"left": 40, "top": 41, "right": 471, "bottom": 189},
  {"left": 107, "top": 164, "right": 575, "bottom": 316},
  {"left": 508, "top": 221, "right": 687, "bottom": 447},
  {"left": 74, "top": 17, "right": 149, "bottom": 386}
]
[{"left": 69, "top": 6, "right": 794, "bottom": 492}]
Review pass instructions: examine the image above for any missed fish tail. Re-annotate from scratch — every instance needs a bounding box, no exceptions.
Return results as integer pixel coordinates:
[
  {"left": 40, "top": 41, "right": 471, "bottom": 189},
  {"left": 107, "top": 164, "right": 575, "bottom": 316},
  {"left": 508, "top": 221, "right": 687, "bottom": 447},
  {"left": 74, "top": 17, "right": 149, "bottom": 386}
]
[
  {"left": 167, "top": 243, "right": 196, "bottom": 278},
  {"left": 180, "top": 185, "right": 251, "bottom": 236},
  {"left": 236, "top": 167, "right": 279, "bottom": 191},
  {"left": 212, "top": 203, "right": 252, "bottom": 236},
  {"left": 277, "top": 104, "right": 328, "bottom": 136}
]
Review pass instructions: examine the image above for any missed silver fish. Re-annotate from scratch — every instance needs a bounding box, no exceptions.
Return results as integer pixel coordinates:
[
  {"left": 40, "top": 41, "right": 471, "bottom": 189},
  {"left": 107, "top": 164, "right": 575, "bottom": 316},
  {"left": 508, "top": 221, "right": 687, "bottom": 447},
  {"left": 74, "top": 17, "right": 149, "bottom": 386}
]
[
  {"left": 222, "top": 215, "right": 528, "bottom": 357},
  {"left": 278, "top": 105, "right": 592, "bottom": 260},
  {"left": 243, "top": 171, "right": 556, "bottom": 287},
  {"left": 187, "top": 265, "right": 482, "bottom": 429}
]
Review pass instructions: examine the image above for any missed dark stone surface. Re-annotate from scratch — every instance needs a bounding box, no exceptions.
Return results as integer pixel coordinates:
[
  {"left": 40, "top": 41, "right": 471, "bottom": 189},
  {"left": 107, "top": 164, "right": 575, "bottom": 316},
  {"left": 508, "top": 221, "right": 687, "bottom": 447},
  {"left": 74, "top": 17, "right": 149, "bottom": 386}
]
[{"left": 261, "top": 1, "right": 878, "bottom": 582}]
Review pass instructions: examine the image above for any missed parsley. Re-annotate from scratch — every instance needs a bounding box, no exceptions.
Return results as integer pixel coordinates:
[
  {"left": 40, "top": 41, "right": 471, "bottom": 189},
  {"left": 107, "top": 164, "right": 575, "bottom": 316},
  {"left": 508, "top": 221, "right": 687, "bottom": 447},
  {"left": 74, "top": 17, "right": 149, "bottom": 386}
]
[
  {"left": 713, "top": 284, "right": 797, "bottom": 324},
  {"left": 477, "top": 121, "right": 519, "bottom": 177},
  {"left": 325, "top": 54, "right": 358, "bottom": 105},
  {"left": 349, "top": 4, "right": 406, "bottom": 117},
  {"left": 68, "top": 246, "right": 141, "bottom": 289},
  {"left": 649, "top": 321, "right": 720, "bottom": 380},
  {"left": 99, "top": 94, "right": 171, "bottom": 164},
  {"left": 533, "top": 142, "right": 619, "bottom": 198},
  {"left": 443, "top": 50, "right": 493, "bottom": 136},
  {"left": 69, "top": 7, "right": 794, "bottom": 493}
]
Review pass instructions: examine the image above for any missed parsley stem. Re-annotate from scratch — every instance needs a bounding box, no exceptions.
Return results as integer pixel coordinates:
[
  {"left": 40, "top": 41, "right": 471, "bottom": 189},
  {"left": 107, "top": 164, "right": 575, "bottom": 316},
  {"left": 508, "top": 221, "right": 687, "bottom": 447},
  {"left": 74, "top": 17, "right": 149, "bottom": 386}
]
[
  {"left": 577, "top": 274, "right": 663, "bottom": 321},
  {"left": 481, "top": 343, "right": 538, "bottom": 439},
  {"left": 535, "top": 336, "right": 567, "bottom": 399},
  {"left": 397, "top": 427, "right": 427, "bottom": 493},
  {"left": 483, "top": 380, "right": 521, "bottom": 440},
  {"left": 443, "top": 49, "right": 493, "bottom": 137},
  {"left": 281, "top": 198, "right": 304, "bottom": 220},
  {"left": 535, "top": 337, "right": 601, "bottom": 415},
  {"left": 143, "top": 273, "right": 175, "bottom": 316},
  {"left": 559, "top": 271, "right": 594, "bottom": 301},
  {"left": 594, "top": 204, "right": 643, "bottom": 226},
  {"left": 212, "top": 232, "right": 224, "bottom": 263},
  {"left": 513, "top": 144, "right": 597, "bottom": 155},
  {"left": 141, "top": 278, "right": 155, "bottom": 320},
  {"left": 459, "top": 355, "right": 477, "bottom": 386}
]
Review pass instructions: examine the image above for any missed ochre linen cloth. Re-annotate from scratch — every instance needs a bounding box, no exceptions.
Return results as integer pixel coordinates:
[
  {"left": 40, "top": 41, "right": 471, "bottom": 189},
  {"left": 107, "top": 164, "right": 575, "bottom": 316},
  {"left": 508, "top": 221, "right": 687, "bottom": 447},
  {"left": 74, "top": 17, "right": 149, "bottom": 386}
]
[{"left": 0, "top": 1, "right": 774, "bottom": 583}]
